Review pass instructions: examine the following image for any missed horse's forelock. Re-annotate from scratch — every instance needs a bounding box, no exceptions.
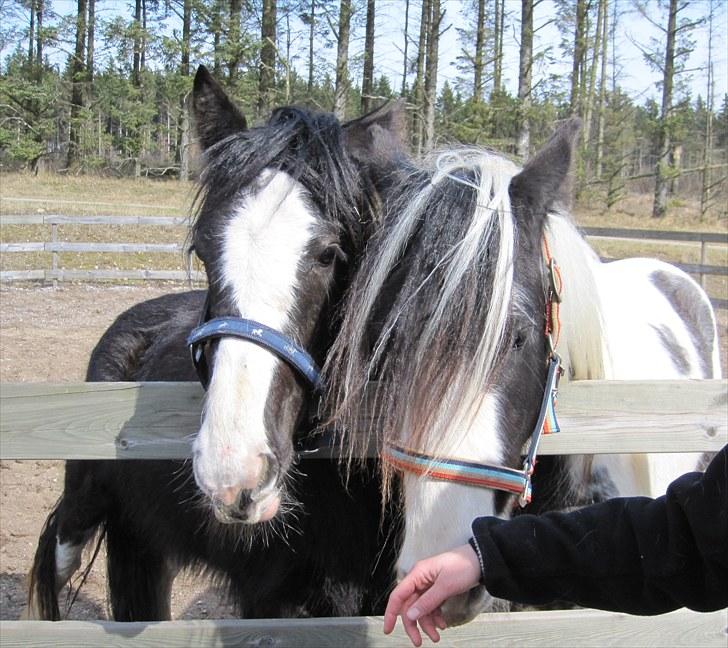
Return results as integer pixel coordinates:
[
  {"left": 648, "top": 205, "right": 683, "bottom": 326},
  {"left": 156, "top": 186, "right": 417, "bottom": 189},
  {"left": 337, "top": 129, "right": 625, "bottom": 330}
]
[
  {"left": 324, "top": 150, "right": 522, "bottom": 479},
  {"left": 191, "top": 107, "right": 365, "bottom": 252}
]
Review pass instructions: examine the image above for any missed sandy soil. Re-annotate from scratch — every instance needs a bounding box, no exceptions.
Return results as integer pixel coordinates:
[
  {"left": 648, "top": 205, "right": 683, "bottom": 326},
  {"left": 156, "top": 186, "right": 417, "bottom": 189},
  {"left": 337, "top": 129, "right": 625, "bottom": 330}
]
[{"left": 0, "top": 284, "right": 237, "bottom": 621}]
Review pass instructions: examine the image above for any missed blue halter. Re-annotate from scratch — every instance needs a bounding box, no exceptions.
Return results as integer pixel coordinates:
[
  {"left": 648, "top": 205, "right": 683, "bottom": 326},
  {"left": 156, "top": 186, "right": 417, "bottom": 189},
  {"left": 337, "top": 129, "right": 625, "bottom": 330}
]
[{"left": 187, "top": 314, "right": 324, "bottom": 393}]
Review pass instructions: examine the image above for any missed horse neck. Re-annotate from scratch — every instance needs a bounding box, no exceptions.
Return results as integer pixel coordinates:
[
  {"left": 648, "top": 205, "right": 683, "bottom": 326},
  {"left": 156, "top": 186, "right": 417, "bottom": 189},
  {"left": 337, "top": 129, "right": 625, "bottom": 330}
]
[{"left": 544, "top": 212, "right": 611, "bottom": 381}]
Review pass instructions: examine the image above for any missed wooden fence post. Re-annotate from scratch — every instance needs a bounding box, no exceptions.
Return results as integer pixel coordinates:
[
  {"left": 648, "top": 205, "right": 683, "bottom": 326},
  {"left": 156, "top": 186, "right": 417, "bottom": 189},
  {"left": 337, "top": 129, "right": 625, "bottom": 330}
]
[{"left": 50, "top": 221, "right": 58, "bottom": 288}]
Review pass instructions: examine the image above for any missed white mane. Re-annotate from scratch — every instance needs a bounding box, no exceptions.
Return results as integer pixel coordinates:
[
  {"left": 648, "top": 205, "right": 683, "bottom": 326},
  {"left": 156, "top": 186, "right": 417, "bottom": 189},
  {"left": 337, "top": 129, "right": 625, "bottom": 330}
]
[{"left": 544, "top": 212, "right": 612, "bottom": 381}]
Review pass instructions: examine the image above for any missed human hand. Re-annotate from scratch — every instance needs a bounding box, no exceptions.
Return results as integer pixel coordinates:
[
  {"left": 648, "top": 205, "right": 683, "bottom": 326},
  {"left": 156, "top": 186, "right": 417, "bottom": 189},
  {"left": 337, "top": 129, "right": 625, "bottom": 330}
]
[{"left": 382, "top": 543, "right": 482, "bottom": 647}]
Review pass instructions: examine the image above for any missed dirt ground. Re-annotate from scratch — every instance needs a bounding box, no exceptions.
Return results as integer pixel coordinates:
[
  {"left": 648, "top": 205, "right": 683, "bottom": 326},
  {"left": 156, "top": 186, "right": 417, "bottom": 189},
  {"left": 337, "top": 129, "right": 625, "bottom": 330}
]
[{"left": 0, "top": 283, "right": 238, "bottom": 621}]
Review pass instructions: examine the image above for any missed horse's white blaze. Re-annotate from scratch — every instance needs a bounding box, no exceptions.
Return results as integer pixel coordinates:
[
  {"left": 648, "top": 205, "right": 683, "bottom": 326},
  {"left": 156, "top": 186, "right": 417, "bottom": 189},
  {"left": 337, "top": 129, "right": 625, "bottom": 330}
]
[
  {"left": 398, "top": 393, "right": 504, "bottom": 578},
  {"left": 193, "top": 170, "right": 317, "bottom": 501}
]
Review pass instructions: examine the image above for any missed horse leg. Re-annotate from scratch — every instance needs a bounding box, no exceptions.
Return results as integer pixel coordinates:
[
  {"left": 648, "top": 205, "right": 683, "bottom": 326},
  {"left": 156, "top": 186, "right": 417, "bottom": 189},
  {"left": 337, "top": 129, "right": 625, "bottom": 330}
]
[
  {"left": 105, "top": 517, "right": 174, "bottom": 621},
  {"left": 24, "top": 462, "right": 108, "bottom": 620}
]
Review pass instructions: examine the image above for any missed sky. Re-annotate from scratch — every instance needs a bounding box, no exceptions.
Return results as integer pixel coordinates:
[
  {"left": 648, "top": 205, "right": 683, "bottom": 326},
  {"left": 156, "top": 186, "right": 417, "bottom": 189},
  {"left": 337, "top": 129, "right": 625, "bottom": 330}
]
[
  {"left": 371, "top": 0, "right": 728, "bottom": 106},
  {"left": 5, "top": 0, "right": 728, "bottom": 108}
]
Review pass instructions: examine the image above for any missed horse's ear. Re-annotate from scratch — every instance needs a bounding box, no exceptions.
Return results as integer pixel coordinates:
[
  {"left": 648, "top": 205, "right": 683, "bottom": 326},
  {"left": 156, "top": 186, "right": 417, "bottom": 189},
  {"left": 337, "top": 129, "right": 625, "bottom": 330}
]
[
  {"left": 192, "top": 65, "right": 248, "bottom": 150},
  {"left": 343, "top": 100, "right": 408, "bottom": 167},
  {"left": 510, "top": 118, "right": 581, "bottom": 221}
]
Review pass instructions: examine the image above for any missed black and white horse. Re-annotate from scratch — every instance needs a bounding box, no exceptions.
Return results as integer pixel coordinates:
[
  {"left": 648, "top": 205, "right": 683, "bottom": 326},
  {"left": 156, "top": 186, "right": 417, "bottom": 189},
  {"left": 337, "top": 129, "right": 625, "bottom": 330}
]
[
  {"left": 324, "top": 121, "right": 722, "bottom": 624},
  {"left": 25, "top": 66, "right": 405, "bottom": 621}
]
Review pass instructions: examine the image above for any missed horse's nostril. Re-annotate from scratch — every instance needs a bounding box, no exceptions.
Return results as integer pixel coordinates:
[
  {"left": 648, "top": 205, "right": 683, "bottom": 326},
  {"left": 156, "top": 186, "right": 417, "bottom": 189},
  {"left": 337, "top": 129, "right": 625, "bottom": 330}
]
[
  {"left": 235, "top": 488, "right": 253, "bottom": 509},
  {"left": 213, "top": 490, "right": 253, "bottom": 523}
]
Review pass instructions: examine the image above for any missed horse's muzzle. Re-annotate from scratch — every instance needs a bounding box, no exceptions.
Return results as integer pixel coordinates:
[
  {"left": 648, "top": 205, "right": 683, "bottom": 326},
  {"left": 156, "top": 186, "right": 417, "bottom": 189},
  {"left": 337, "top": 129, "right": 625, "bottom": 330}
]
[{"left": 210, "top": 453, "right": 281, "bottom": 524}]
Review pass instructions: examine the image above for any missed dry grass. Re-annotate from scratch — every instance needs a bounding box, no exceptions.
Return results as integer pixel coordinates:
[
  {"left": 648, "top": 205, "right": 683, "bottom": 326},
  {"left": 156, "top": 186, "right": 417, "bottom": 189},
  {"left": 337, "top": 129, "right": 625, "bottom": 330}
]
[
  {"left": 0, "top": 172, "right": 195, "bottom": 217},
  {"left": 574, "top": 190, "right": 727, "bottom": 233}
]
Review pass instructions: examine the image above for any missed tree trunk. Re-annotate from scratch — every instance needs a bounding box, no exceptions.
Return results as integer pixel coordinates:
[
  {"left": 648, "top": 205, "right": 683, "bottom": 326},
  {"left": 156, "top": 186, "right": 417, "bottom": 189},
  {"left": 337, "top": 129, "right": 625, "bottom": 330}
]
[
  {"left": 67, "top": 0, "right": 87, "bottom": 170},
  {"left": 36, "top": 0, "right": 44, "bottom": 69},
  {"left": 595, "top": 0, "right": 609, "bottom": 178},
  {"left": 582, "top": 0, "right": 604, "bottom": 151},
  {"left": 213, "top": 1, "right": 222, "bottom": 76},
  {"left": 181, "top": 0, "right": 191, "bottom": 78},
  {"left": 179, "top": 93, "right": 190, "bottom": 182},
  {"left": 258, "top": 0, "right": 277, "bottom": 116},
  {"left": 141, "top": 0, "right": 146, "bottom": 77},
  {"left": 361, "top": 0, "right": 376, "bottom": 114},
  {"left": 414, "top": 0, "right": 430, "bottom": 153},
  {"left": 423, "top": 0, "right": 441, "bottom": 150},
  {"left": 334, "top": 0, "right": 352, "bottom": 118},
  {"left": 493, "top": 0, "right": 504, "bottom": 95},
  {"left": 179, "top": 0, "right": 192, "bottom": 182},
  {"left": 516, "top": 0, "right": 533, "bottom": 160},
  {"left": 283, "top": 6, "right": 291, "bottom": 102},
  {"left": 569, "top": 0, "right": 587, "bottom": 116},
  {"left": 307, "top": 0, "right": 315, "bottom": 94},
  {"left": 473, "top": 0, "right": 485, "bottom": 102},
  {"left": 86, "top": 0, "right": 95, "bottom": 81},
  {"left": 28, "top": 0, "right": 35, "bottom": 68},
  {"left": 652, "top": 0, "right": 678, "bottom": 218},
  {"left": 700, "top": 0, "right": 716, "bottom": 219},
  {"left": 401, "top": 0, "right": 410, "bottom": 96},
  {"left": 228, "top": 0, "right": 242, "bottom": 82},
  {"left": 133, "top": 0, "right": 142, "bottom": 86}
]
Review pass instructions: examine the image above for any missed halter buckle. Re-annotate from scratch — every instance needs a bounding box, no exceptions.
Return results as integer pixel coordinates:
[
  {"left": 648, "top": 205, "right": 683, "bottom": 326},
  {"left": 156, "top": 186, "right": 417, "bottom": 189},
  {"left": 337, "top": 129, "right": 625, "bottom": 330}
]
[
  {"left": 547, "top": 258, "right": 562, "bottom": 304},
  {"left": 518, "top": 465, "right": 533, "bottom": 507}
]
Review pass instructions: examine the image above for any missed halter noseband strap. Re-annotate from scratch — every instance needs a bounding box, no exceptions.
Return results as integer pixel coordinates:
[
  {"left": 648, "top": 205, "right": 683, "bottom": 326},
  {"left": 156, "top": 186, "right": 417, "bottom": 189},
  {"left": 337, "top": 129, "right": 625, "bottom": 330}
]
[
  {"left": 381, "top": 241, "right": 564, "bottom": 507},
  {"left": 186, "top": 299, "right": 324, "bottom": 393}
]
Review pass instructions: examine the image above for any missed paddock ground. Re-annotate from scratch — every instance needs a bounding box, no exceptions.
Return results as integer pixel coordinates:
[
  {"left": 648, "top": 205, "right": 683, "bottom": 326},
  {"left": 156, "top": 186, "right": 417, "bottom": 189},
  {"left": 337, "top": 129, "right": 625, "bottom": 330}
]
[
  {"left": 0, "top": 283, "right": 726, "bottom": 621},
  {"left": 0, "top": 284, "right": 240, "bottom": 621}
]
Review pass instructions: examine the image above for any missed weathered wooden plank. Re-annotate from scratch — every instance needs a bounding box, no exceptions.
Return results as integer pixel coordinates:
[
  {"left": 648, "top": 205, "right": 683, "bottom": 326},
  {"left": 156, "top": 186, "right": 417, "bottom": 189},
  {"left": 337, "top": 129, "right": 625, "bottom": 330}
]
[
  {"left": 1, "top": 242, "right": 183, "bottom": 254},
  {"left": 582, "top": 227, "right": 728, "bottom": 244},
  {"left": 49, "top": 269, "right": 205, "bottom": 282},
  {"left": 0, "top": 242, "right": 45, "bottom": 252},
  {"left": 1, "top": 380, "right": 725, "bottom": 460},
  {"left": 0, "top": 609, "right": 725, "bottom": 647},
  {"left": 0, "top": 270, "right": 46, "bottom": 281},
  {"left": 0, "top": 214, "right": 188, "bottom": 226},
  {"left": 1, "top": 269, "right": 206, "bottom": 283},
  {"left": 0, "top": 383, "right": 202, "bottom": 460}
]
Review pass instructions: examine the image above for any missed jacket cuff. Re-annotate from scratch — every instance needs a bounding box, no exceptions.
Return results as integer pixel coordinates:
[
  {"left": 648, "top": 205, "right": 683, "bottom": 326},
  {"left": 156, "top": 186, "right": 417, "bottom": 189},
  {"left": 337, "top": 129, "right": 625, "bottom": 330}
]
[{"left": 468, "top": 535, "right": 486, "bottom": 583}]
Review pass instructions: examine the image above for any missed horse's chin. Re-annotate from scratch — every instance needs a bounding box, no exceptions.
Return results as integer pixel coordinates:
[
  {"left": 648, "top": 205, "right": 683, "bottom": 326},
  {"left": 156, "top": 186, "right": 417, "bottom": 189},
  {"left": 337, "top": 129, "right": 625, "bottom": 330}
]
[{"left": 440, "top": 586, "right": 495, "bottom": 626}]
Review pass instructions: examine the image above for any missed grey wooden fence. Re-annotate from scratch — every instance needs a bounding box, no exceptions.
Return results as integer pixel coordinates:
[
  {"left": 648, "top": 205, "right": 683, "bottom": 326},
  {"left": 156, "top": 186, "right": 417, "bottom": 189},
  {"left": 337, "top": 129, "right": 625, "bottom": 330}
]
[
  {"left": 2, "top": 217, "right": 725, "bottom": 307},
  {"left": 0, "top": 379, "right": 726, "bottom": 646}
]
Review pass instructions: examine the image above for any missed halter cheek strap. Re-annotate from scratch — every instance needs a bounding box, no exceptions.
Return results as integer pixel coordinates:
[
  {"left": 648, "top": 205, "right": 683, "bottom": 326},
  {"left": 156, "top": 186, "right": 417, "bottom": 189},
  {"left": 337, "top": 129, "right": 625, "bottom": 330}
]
[
  {"left": 381, "top": 354, "right": 561, "bottom": 506},
  {"left": 381, "top": 240, "right": 563, "bottom": 507}
]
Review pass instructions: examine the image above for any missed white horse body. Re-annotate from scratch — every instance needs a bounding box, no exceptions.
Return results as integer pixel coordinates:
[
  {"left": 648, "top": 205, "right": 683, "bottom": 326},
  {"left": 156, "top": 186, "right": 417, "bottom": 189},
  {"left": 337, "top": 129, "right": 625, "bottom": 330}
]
[
  {"left": 327, "top": 125, "right": 722, "bottom": 623},
  {"left": 547, "top": 215, "right": 721, "bottom": 499}
]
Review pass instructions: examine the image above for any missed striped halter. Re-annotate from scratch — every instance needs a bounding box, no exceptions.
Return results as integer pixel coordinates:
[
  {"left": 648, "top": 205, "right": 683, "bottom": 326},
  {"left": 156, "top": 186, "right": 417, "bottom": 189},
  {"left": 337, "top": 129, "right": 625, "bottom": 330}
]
[{"left": 381, "top": 239, "right": 563, "bottom": 507}]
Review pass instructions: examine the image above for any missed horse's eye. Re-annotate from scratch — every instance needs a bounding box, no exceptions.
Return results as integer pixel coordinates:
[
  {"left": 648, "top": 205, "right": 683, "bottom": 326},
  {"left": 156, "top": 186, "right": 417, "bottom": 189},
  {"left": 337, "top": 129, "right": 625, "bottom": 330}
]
[
  {"left": 317, "top": 247, "right": 338, "bottom": 267},
  {"left": 512, "top": 331, "right": 526, "bottom": 350}
]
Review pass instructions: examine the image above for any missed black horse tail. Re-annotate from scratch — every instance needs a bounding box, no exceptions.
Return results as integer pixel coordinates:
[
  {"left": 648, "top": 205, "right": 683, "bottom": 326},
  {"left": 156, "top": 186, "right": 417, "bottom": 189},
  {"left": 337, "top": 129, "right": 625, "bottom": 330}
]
[
  {"left": 25, "top": 501, "right": 62, "bottom": 620},
  {"left": 25, "top": 497, "right": 106, "bottom": 620}
]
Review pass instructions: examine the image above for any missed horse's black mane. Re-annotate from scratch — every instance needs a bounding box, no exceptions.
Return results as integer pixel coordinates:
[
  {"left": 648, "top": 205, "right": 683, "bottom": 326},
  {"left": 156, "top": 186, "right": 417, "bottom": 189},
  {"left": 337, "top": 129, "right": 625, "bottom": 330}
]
[{"left": 193, "top": 107, "right": 368, "bottom": 253}]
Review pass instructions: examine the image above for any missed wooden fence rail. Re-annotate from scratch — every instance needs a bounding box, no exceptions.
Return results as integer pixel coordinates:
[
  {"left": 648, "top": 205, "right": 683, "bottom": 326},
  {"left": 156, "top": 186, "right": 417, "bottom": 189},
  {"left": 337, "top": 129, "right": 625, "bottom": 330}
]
[
  {"left": 2, "top": 217, "right": 726, "bottom": 307},
  {"left": 1, "top": 380, "right": 726, "bottom": 460},
  {"left": 1, "top": 379, "right": 726, "bottom": 646},
  {"left": 1, "top": 608, "right": 725, "bottom": 647}
]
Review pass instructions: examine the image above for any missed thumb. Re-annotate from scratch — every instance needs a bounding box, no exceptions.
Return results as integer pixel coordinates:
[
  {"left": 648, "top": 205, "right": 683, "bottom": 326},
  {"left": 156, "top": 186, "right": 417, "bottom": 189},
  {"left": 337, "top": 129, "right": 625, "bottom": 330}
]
[{"left": 406, "top": 579, "right": 450, "bottom": 621}]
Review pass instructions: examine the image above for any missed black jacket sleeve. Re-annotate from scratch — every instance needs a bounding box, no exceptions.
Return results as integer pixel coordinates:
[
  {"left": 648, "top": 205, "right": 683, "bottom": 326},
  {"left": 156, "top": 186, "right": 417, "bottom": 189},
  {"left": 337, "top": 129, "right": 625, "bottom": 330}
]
[{"left": 470, "top": 445, "right": 728, "bottom": 615}]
